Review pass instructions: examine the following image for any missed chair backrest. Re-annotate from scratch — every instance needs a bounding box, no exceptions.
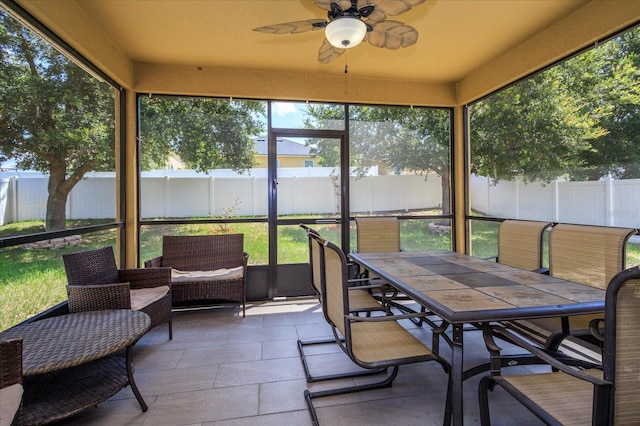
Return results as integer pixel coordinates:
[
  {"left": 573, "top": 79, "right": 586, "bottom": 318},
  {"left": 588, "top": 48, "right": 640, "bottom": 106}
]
[
  {"left": 355, "top": 217, "right": 401, "bottom": 253},
  {"left": 603, "top": 266, "right": 640, "bottom": 424},
  {"left": 549, "top": 224, "right": 635, "bottom": 289},
  {"left": 161, "top": 234, "right": 244, "bottom": 271},
  {"left": 300, "top": 224, "right": 322, "bottom": 295},
  {"left": 317, "top": 237, "right": 350, "bottom": 340},
  {"left": 497, "top": 220, "right": 552, "bottom": 270},
  {"left": 63, "top": 246, "right": 120, "bottom": 285}
]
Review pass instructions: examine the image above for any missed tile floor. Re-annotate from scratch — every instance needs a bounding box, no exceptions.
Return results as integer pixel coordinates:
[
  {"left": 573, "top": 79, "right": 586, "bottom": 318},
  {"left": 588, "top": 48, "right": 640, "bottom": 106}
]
[{"left": 64, "top": 298, "right": 549, "bottom": 425}]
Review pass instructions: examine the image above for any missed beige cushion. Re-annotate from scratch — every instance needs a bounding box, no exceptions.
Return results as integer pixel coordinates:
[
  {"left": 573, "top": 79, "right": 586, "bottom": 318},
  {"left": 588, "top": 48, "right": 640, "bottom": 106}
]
[
  {"left": 130, "top": 286, "right": 170, "bottom": 311},
  {"left": 0, "top": 383, "right": 23, "bottom": 426},
  {"left": 171, "top": 267, "right": 243, "bottom": 283}
]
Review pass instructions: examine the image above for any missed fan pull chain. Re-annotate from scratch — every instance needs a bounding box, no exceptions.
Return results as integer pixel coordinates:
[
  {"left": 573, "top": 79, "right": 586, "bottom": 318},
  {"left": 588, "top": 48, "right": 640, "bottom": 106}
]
[{"left": 344, "top": 49, "right": 349, "bottom": 74}]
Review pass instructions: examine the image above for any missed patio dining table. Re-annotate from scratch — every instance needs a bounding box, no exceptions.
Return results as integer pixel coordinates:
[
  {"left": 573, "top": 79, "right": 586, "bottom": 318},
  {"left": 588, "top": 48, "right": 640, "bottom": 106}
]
[
  {"left": 0, "top": 309, "right": 150, "bottom": 425},
  {"left": 348, "top": 250, "right": 605, "bottom": 426}
]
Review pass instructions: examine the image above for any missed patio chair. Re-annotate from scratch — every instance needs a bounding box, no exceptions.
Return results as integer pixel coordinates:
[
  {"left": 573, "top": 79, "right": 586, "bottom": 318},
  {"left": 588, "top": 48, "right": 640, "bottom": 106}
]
[
  {"left": 0, "top": 338, "right": 23, "bottom": 426},
  {"left": 506, "top": 224, "right": 636, "bottom": 353},
  {"left": 145, "top": 234, "right": 248, "bottom": 316},
  {"left": 354, "top": 216, "right": 430, "bottom": 325},
  {"left": 300, "top": 224, "right": 384, "bottom": 315},
  {"left": 479, "top": 265, "right": 640, "bottom": 426},
  {"left": 304, "top": 235, "right": 451, "bottom": 426},
  {"left": 63, "top": 246, "right": 173, "bottom": 339},
  {"left": 298, "top": 224, "right": 387, "bottom": 382},
  {"left": 494, "top": 220, "right": 552, "bottom": 271}
]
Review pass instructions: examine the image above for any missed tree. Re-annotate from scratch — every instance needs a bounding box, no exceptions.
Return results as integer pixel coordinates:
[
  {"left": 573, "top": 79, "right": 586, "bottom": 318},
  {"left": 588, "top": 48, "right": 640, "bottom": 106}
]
[
  {"left": 1, "top": 12, "right": 265, "bottom": 230},
  {"left": 139, "top": 96, "right": 263, "bottom": 173},
  {"left": 470, "top": 27, "right": 640, "bottom": 183},
  {"left": 305, "top": 104, "right": 452, "bottom": 214},
  {"left": 0, "top": 11, "right": 115, "bottom": 231},
  {"left": 571, "top": 29, "right": 640, "bottom": 180}
]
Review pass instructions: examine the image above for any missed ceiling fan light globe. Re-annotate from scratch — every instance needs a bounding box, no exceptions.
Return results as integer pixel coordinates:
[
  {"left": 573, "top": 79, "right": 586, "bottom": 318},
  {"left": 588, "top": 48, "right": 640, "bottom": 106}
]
[{"left": 325, "top": 18, "right": 367, "bottom": 49}]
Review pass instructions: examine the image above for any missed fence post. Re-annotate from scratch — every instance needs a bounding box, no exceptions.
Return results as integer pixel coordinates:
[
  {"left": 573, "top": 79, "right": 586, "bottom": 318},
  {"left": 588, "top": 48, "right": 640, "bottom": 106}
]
[
  {"left": 515, "top": 177, "right": 520, "bottom": 219},
  {"left": 11, "top": 176, "right": 18, "bottom": 224},
  {"left": 164, "top": 176, "right": 169, "bottom": 218},
  {"left": 210, "top": 176, "right": 215, "bottom": 217},
  {"left": 605, "top": 175, "right": 613, "bottom": 226}
]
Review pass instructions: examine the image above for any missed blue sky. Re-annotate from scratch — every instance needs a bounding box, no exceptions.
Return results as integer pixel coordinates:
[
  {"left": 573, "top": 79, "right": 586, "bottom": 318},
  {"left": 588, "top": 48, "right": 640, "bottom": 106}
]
[{"left": 271, "top": 101, "right": 306, "bottom": 129}]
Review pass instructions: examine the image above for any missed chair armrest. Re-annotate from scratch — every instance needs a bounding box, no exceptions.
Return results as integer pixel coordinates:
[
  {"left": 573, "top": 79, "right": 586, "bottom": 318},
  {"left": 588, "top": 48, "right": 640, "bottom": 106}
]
[
  {"left": 589, "top": 318, "right": 605, "bottom": 343},
  {"left": 0, "top": 338, "right": 23, "bottom": 387},
  {"left": 345, "top": 311, "right": 431, "bottom": 323},
  {"left": 347, "top": 281, "right": 390, "bottom": 291},
  {"left": 66, "top": 282, "right": 131, "bottom": 312},
  {"left": 119, "top": 267, "right": 172, "bottom": 290},
  {"left": 243, "top": 252, "right": 249, "bottom": 268},
  {"left": 489, "top": 324, "right": 608, "bottom": 386},
  {"left": 144, "top": 256, "right": 163, "bottom": 268}
]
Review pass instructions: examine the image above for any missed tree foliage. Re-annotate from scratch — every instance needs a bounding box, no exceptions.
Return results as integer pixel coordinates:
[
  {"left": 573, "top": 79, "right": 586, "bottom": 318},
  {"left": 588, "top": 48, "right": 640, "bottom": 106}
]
[
  {"left": 0, "top": 11, "right": 115, "bottom": 230},
  {"left": 139, "top": 96, "right": 264, "bottom": 173},
  {"left": 305, "top": 27, "right": 640, "bottom": 196},
  {"left": 304, "top": 103, "right": 451, "bottom": 212},
  {"left": 1, "top": 12, "right": 265, "bottom": 230},
  {"left": 470, "top": 27, "right": 640, "bottom": 182}
]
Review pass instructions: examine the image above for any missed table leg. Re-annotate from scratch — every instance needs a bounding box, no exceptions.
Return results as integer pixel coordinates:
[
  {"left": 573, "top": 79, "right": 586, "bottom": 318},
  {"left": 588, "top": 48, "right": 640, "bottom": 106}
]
[
  {"left": 451, "top": 323, "right": 464, "bottom": 426},
  {"left": 126, "top": 345, "right": 148, "bottom": 412}
]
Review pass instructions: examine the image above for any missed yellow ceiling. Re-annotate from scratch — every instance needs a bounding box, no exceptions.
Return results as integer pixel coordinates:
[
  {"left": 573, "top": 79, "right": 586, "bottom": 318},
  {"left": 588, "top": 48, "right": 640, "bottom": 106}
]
[{"left": 11, "top": 0, "right": 640, "bottom": 105}]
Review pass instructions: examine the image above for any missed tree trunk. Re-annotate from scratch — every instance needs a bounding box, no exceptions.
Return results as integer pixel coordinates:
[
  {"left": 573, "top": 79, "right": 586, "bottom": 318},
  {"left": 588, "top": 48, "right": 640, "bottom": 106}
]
[
  {"left": 45, "top": 159, "right": 83, "bottom": 230},
  {"left": 45, "top": 161, "right": 69, "bottom": 231},
  {"left": 45, "top": 159, "right": 95, "bottom": 231},
  {"left": 441, "top": 171, "right": 451, "bottom": 216}
]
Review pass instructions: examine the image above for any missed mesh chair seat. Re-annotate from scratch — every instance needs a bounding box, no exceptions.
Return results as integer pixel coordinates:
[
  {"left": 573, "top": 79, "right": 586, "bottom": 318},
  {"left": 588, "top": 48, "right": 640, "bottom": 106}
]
[
  {"left": 348, "top": 288, "right": 385, "bottom": 312},
  {"left": 500, "top": 370, "right": 601, "bottom": 426},
  {"left": 351, "top": 320, "right": 433, "bottom": 365}
]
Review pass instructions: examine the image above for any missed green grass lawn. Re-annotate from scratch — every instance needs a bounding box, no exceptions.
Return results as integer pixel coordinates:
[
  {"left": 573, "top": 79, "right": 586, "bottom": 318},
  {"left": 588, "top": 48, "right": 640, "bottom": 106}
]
[{"left": 2, "top": 219, "right": 638, "bottom": 330}]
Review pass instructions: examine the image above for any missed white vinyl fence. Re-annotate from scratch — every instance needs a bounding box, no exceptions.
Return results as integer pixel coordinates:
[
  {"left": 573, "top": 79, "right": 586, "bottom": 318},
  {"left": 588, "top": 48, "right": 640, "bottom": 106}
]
[
  {"left": 1, "top": 169, "right": 638, "bottom": 228},
  {"left": 0, "top": 168, "right": 443, "bottom": 223},
  {"left": 470, "top": 174, "right": 640, "bottom": 228}
]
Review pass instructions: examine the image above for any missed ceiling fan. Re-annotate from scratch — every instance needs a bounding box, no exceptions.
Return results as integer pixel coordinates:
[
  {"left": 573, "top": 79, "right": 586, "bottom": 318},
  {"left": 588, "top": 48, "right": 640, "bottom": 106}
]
[{"left": 253, "top": 0, "right": 427, "bottom": 64}]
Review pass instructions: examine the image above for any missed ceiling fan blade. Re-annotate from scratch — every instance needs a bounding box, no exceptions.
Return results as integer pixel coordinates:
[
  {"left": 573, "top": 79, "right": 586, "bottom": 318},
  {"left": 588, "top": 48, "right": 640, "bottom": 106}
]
[
  {"left": 358, "top": 0, "right": 427, "bottom": 22},
  {"left": 318, "top": 38, "right": 345, "bottom": 63},
  {"left": 253, "top": 19, "right": 327, "bottom": 35},
  {"left": 367, "top": 21, "right": 418, "bottom": 49},
  {"left": 315, "top": 0, "right": 353, "bottom": 13}
]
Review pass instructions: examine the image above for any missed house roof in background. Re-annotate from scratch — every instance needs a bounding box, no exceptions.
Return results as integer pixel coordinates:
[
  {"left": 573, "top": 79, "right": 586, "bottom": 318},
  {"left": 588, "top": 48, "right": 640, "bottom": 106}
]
[{"left": 254, "top": 138, "right": 311, "bottom": 156}]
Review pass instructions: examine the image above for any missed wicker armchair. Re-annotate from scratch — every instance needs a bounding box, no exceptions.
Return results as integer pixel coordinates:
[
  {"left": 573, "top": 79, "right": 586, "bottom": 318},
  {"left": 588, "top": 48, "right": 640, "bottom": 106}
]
[
  {"left": 145, "top": 234, "right": 248, "bottom": 316},
  {"left": 0, "top": 338, "right": 23, "bottom": 426},
  {"left": 63, "top": 246, "right": 172, "bottom": 339},
  {"left": 479, "top": 265, "right": 640, "bottom": 425},
  {"left": 304, "top": 234, "right": 451, "bottom": 426}
]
